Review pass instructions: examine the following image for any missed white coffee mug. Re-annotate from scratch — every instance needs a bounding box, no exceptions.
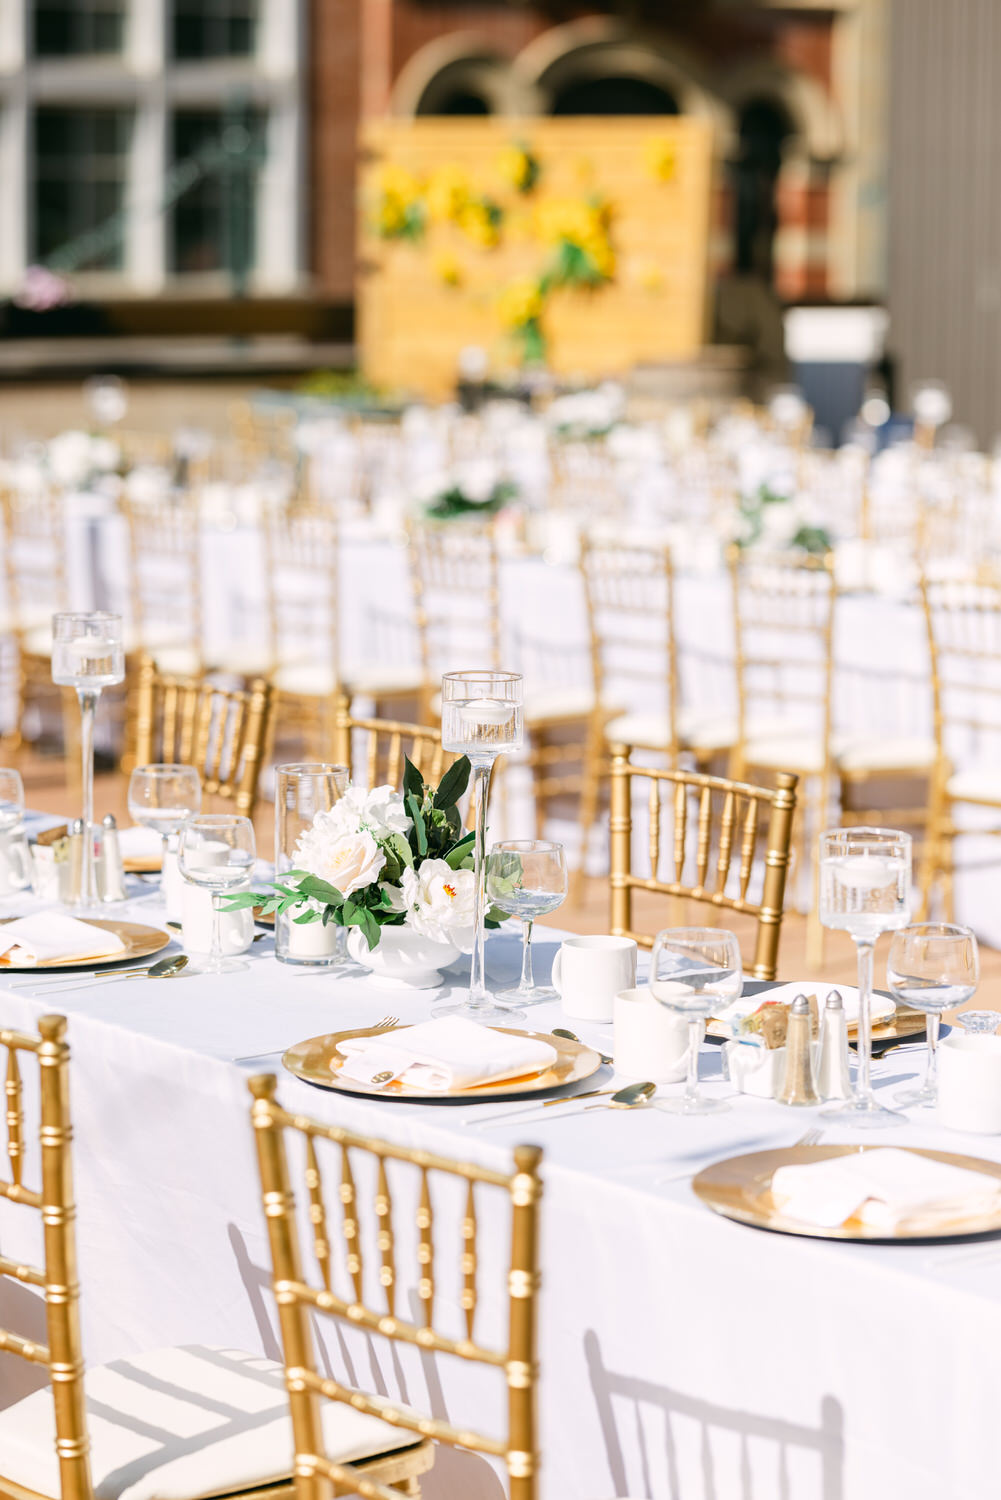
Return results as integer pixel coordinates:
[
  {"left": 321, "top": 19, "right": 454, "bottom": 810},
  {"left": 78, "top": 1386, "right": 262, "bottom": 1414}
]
[
  {"left": 614, "top": 986, "right": 693, "bottom": 1082},
  {"left": 552, "top": 935, "right": 637, "bottom": 1022},
  {"left": 938, "top": 1032, "right": 1001, "bottom": 1134}
]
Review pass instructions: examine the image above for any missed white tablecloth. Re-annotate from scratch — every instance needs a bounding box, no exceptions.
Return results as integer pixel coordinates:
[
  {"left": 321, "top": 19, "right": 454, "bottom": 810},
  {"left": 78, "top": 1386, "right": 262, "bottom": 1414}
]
[{"left": 2, "top": 886, "right": 1001, "bottom": 1499}]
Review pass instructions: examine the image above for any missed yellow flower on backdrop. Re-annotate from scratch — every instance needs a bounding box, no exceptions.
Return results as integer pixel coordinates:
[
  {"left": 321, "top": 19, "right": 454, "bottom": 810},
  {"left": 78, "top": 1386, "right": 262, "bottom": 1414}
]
[
  {"left": 645, "top": 137, "right": 678, "bottom": 183},
  {"left": 426, "top": 163, "right": 471, "bottom": 223},
  {"left": 497, "top": 276, "right": 545, "bottom": 330},
  {"left": 432, "top": 251, "right": 464, "bottom": 287}
]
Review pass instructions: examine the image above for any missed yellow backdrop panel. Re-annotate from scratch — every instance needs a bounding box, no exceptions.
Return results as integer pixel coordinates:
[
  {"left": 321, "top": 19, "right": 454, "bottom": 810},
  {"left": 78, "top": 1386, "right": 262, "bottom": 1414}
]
[{"left": 358, "top": 118, "right": 714, "bottom": 398}]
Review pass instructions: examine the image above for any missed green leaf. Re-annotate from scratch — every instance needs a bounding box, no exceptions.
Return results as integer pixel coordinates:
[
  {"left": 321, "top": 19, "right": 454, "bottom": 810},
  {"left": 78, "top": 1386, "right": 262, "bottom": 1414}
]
[
  {"left": 219, "top": 891, "right": 264, "bottom": 910},
  {"left": 388, "top": 831, "right": 413, "bottom": 870},
  {"left": 297, "top": 876, "right": 344, "bottom": 906},
  {"left": 403, "top": 756, "right": 424, "bottom": 803},
  {"left": 444, "top": 831, "right": 475, "bottom": 869},
  {"left": 407, "top": 792, "right": 428, "bottom": 856},
  {"left": 433, "top": 755, "right": 470, "bottom": 810},
  {"left": 293, "top": 909, "right": 321, "bottom": 925}
]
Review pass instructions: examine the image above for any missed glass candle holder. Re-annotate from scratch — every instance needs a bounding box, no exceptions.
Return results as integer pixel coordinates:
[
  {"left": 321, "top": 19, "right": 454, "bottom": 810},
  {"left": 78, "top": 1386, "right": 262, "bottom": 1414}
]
[{"left": 275, "top": 762, "right": 350, "bottom": 966}]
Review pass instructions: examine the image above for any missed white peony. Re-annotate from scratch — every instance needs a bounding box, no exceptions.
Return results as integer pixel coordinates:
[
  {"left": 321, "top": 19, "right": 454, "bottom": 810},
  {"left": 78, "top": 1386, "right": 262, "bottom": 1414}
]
[
  {"left": 48, "top": 430, "right": 94, "bottom": 488},
  {"left": 293, "top": 786, "right": 410, "bottom": 872},
  {"left": 454, "top": 459, "right": 498, "bottom": 504},
  {"left": 295, "top": 827, "right": 385, "bottom": 897},
  {"left": 400, "top": 859, "right": 476, "bottom": 951}
]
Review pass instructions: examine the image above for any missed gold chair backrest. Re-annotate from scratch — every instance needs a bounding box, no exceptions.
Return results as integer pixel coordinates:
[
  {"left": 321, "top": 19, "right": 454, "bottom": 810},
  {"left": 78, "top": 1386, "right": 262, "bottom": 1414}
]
[
  {"left": 2, "top": 488, "right": 70, "bottom": 633},
  {"left": 0, "top": 1013, "right": 92, "bottom": 1500},
  {"left": 580, "top": 536, "right": 679, "bottom": 747},
  {"left": 264, "top": 508, "right": 340, "bottom": 682},
  {"left": 729, "top": 547, "right": 835, "bottom": 761},
  {"left": 409, "top": 522, "right": 502, "bottom": 685},
  {"left": 609, "top": 745, "right": 798, "bottom": 980},
  {"left": 123, "top": 498, "right": 203, "bottom": 665},
  {"left": 333, "top": 694, "right": 447, "bottom": 788},
  {"left": 127, "top": 655, "right": 273, "bottom": 815},
  {"left": 248, "top": 1073, "right": 543, "bottom": 1500},
  {"left": 549, "top": 439, "right": 617, "bottom": 520},
  {"left": 922, "top": 571, "right": 1001, "bottom": 771}
]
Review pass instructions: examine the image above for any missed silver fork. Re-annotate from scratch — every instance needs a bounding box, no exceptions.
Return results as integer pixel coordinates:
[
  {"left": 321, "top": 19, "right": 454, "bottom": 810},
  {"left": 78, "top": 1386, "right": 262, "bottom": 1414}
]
[
  {"left": 233, "top": 1014, "right": 399, "bottom": 1065},
  {"left": 655, "top": 1124, "right": 825, "bottom": 1188}
]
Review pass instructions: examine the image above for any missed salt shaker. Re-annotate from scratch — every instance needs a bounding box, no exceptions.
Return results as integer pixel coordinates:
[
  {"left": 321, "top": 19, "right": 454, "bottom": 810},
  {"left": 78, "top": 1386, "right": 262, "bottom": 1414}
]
[
  {"left": 816, "top": 989, "right": 853, "bottom": 1101},
  {"left": 99, "top": 814, "right": 126, "bottom": 903},
  {"left": 66, "top": 819, "right": 84, "bottom": 903},
  {"left": 777, "top": 995, "right": 819, "bottom": 1106}
]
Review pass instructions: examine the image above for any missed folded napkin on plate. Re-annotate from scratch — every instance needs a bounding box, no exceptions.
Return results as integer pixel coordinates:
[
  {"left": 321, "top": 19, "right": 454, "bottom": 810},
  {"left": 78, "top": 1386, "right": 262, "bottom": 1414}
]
[
  {"left": 726, "top": 982, "right": 894, "bottom": 1029},
  {"left": 118, "top": 826, "right": 163, "bottom": 860},
  {"left": 0, "top": 914, "right": 127, "bottom": 966},
  {"left": 771, "top": 1148, "right": 1001, "bottom": 1233},
  {"left": 336, "top": 1016, "right": 558, "bottom": 1092}
]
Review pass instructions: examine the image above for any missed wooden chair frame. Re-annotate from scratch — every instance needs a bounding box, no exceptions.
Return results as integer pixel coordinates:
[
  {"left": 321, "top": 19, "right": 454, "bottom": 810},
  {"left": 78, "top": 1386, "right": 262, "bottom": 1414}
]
[
  {"left": 123, "top": 498, "right": 204, "bottom": 672},
  {"left": 610, "top": 743, "right": 797, "bottom": 980},
  {"left": 248, "top": 1074, "right": 543, "bottom": 1500},
  {"left": 333, "top": 694, "right": 447, "bottom": 788}
]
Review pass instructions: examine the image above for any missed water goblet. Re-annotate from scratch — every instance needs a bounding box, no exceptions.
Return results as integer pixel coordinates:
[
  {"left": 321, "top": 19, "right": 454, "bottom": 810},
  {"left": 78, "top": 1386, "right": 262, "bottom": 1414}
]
[
  {"left": 819, "top": 826, "right": 912, "bottom": 1127},
  {"left": 52, "top": 612, "right": 125, "bottom": 911},
  {"left": 887, "top": 922, "right": 979, "bottom": 1108},
  {"left": 649, "top": 927, "right": 743, "bottom": 1115},
  {"left": 486, "top": 840, "right": 568, "bottom": 1004},
  {"left": 128, "top": 764, "right": 202, "bottom": 904},
  {"left": 178, "top": 815, "right": 256, "bottom": 975},
  {"left": 433, "top": 669, "right": 524, "bottom": 1025}
]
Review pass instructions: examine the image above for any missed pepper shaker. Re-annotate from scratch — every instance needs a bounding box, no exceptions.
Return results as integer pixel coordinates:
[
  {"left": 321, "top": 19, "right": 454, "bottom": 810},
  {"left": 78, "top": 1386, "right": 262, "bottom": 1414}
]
[{"left": 777, "top": 994, "right": 819, "bottom": 1106}]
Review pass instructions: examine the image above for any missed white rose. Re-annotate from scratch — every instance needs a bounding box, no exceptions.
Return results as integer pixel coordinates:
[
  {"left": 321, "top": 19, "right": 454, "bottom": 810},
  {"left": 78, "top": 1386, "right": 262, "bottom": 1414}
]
[
  {"left": 48, "top": 431, "right": 94, "bottom": 487},
  {"left": 401, "top": 859, "right": 476, "bottom": 950},
  {"left": 310, "top": 829, "right": 385, "bottom": 897},
  {"left": 454, "top": 459, "right": 497, "bottom": 504},
  {"left": 317, "top": 784, "right": 410, "bottom": 841},
  {"left": 89, "top": 437, "right": 120, "bottom": 473}
]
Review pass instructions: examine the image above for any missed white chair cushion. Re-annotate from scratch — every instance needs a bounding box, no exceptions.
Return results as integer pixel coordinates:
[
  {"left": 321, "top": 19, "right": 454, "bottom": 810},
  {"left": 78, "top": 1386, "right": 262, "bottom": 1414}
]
[
  {"left": 605, "top": 711, "right": 671, "bottom": 749},
  {"left": 835, "top": 735, "right": 937, "bottom": 774},
  {"left": 0, "top": 1345, "right": 419, "bottom": 1500},
  {"left": 210, "top": 645, "right": 272, "bottom": 678},
  {"left": 21, "top": 624, "right": 56, "bottom": 657},
  {"left": 525, "top": 686, "right": 595, "bottom": 722},
  {"left": 741, "top": 729, "right": 826, "bottom": 774},
  {"left": 677, "top": 708, "right": 738, "bottom": 752},
  {"left": 274, "top": 660, "right": 336, "bottom": 697},
  {"left": 148, "top": 645, "right": 202, "bottom": 678},
  {"left": 345, "top": 664, "right": 424, "bottom": 696},
  {"left": 946, "top": 767, "right": 1001, "bottom": 805}
]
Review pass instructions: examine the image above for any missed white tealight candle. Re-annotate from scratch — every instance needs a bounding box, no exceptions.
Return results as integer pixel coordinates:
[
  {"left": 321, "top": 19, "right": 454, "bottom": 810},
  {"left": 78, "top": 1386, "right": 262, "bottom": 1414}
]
[
  {"left": 186, "top": 839, "right": 232, "bottom": 870},
  {"left": 459, "top": 697, "right": 511, "bottom": 726}
]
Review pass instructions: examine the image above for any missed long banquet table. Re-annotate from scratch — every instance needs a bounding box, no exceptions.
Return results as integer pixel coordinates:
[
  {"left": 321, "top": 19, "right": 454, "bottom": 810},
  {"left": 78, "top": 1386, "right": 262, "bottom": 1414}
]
[{"left": 2, "top": 878, "right": 1001, "bottom": 1499}]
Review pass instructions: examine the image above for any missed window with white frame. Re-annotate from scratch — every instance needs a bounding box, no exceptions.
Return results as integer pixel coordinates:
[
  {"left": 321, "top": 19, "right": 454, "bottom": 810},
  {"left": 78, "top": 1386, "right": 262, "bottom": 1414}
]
[
  {"left": 172, "top": 0, "right": 259, "bottom": 60},
  {"left": 33, "top": 1, "right": 126, "bottom": 57},
  {"left": 169, "top": 108, "right": 265, "bottom": 276},
  {"left": 33, "top": 107, "right": 133, "bottom": 270}
]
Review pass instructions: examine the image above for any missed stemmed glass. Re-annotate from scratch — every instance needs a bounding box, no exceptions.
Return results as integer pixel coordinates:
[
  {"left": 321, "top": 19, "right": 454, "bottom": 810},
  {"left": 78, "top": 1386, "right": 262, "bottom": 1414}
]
[
  {"left": 179, "top": 814, "right": 256, "bottom": 974},
  {"left": 51, "top": 612, "right": 125, "bottom": 911},
  {"left": 887, "top": 922, "right": 979, "bottom": 1109},
  {"left": 485, "top": 840, "right": 567, "bottom": 1004},
  {"left": 819, "top": 827, "right": 912, "bottom": 1127},
  {"left": 0, "top": 769, "right": 24, "bottom": 833},
  {"left": 649, "top": 927, "right": 743, "bottom": 1115},
  {"left": 127, "top": 764, "right": 202, "bottom": 903},
  {"left": 434, "top": 669, "right": 524, "bottom": 1024},
  {"left": 0, "top": 768, "right": 29, "bottom": 901}
]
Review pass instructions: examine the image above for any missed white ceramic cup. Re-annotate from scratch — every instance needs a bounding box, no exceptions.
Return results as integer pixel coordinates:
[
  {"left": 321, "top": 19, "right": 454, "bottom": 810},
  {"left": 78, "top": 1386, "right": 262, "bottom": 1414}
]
[
  {"left": 613, "top": 986, "right": 693, "bottom": 1082},
  {"left": 937, "top": 1032, "right": 1001, "bottom": 1134},
  {"left": 552, "top": 935, "right": 637, "bottom": 1022}
]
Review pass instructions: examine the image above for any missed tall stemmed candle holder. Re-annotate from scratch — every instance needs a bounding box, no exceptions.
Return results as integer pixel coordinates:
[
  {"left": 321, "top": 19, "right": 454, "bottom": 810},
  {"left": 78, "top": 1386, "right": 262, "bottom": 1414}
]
[
  {"left": 275, "top": 763, "right": 349, "bottom": 966},
  {"left": 52, "top": 612, "right": 125, "bottom": 912},
  {"left": 434, "top": 669, "right": 524, "bottom": 1024},
  {"left": 819, "top": 827, "right": 912, "bottom": 1127}
]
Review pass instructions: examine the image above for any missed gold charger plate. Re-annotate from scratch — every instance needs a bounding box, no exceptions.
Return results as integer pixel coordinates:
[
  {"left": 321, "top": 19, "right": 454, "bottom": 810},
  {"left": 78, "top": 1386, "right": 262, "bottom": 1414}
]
[
  {"left": 707, "top": 1009, "right": 926, "bottom": 1048},
  {"left": 693, "top": 1144, "right": 1001, "bottom": 1242},
  {"left": 283, "top": 1024, "right": 602, "bottom": 1103},
  {"left": 123, "top": 855, "right": 162, "bottom": 875},
  {"left": 0, "top": 918, "right": 171, "bottom": 972}
]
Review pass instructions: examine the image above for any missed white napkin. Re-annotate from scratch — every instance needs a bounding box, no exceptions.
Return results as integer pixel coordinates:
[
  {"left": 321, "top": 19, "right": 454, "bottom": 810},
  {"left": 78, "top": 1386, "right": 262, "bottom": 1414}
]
[
  {"left": 118, "top": 827, "right": 163, "bottom": 860},
  {"left": 0, "top": 914, "right": 127, "bottom": 966},
  {"left": 336, "top": 1016, "right": 557, "bottom": 1092},
  {"left": 771, "top": 1148, "right": 1001, "bottom": 1232}
]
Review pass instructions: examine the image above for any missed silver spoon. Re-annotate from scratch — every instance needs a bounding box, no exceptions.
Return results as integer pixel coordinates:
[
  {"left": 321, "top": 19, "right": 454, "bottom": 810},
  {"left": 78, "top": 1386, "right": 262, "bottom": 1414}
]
[
  {"left": 18, "top": 954, "right": 189, "bottom": 995},
  {"left": 552, "top": 1027, "right": 614, "bottom": 1067},
  {"left": 583, "top": 1080, "right": 656, "bottom": 1112}
]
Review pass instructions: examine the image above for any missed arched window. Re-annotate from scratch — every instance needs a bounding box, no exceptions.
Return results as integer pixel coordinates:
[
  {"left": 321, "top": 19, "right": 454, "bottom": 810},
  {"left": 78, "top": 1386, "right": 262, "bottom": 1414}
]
[
  {"left": 428, "top": 89, "right": 491, "bottom": 116},
  {"left": 414, "top": 57, "right": 506, "bottom": 117},
  {"left": 549, "top": 75, "right": 679, "bottom": 115},
  {"left": 732, "top": 98, "right": 794, "bottom": 280}
]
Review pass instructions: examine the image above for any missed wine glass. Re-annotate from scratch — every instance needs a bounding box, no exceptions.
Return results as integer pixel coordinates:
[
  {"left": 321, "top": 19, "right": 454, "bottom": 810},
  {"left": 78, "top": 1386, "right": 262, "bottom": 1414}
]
[
  {"left": 649, "top": 927, "right": 743, "bottom": 1115},
  {"left": 433, "top": 669, "right": 524, "bottom": 1025},
  {"left": 178, "top": 815, "right": 256, "bottom": 974},
  {"left": 486, "top": 840, "right": 567, "bottom": 1004},
  {"left": 956, "top": 1011, "right": 1001, "bottom": 1036},
  {"left": 0, "top": 769, "right": 25, "bottom": 833},
  {"left": 887, "top": 923, "right": 979, "bottom": 1108},
  {"left": 819, "top": 827, "right": 912, "bottom": 1127},
  {"left": 128, "top": 764, "right": 202, "bottom": 902},
  {"left": 52, "top": 612, "right": 125, "bottom": 911}
]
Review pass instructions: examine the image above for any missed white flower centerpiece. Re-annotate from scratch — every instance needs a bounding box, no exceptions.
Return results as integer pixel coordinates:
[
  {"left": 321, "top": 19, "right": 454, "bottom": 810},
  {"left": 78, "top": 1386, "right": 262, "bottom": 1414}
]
[
  {"left": 417, "top": 460, "right": 518, "bottom": 521},
  {"left": 734, "top": 482, "right": 833, "bottom": 556},
  {"left": 226, "top": 755, "right": 504, "bottom": 986}
]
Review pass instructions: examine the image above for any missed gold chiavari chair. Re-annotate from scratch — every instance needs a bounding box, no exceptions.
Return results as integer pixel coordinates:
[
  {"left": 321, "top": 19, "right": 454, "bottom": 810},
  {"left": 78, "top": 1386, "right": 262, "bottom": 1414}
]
[
  {"left": 0, "top": 1014, "right": 432, "bottom": 1500},
  {"left": 123, "top": 497, "right": 205, "bottom": 676},
  {"left": 248, "top": 1072, "right": 544, "bottom": 1500},
  {"left": 920, "top": 572, "right": 1001, "bottom": 917},
  {"left": 410, "top": 521, "right": 594, "bottom": 837},
  {"left": 333, "top": 693, "right": 447, "bottom": 788},
  {"left": 609, "top": 746, "right": 798, "bottom": 979},
  {"left": 123, "top": 654, "right": 273, "bottom": 816}
]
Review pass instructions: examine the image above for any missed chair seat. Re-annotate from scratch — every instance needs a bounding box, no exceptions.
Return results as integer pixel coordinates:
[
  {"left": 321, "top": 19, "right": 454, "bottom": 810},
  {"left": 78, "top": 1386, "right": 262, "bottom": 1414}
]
[
  {"left": 273, "top": 659, "right": 336, "bottom": 697},
  {"left": 946, "top": 767, "right": 1001, "bottom": 805},
  {"left": 837, "top": 734, "right": 937, "bottom": 774},
  {"left": 525, "top": 686, "right": 595, "bottom": 723},
  {"left": 148, "top": 644, "right": 203, "bottom": 678},
  {"left": 0, "top": 1345, "right": 421, "bottom": 1500},
  {"left": 744, "top": 730, "right": 938, "bottom": 777},
  {"left": 209, "top": 645, "right": 273, "bottom": 679},
  {"left": 605, "top": 708, "right": 738, "bottom": 752},
  {"left": 345, "top": 663, "right": 424, "bottom": 698}
]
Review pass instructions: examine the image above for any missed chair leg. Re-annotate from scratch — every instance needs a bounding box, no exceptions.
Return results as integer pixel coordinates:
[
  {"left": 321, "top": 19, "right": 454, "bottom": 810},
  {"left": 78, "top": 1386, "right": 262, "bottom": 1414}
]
[{"left": 573, "top": 719, "right": 605, "bottom": 898}]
